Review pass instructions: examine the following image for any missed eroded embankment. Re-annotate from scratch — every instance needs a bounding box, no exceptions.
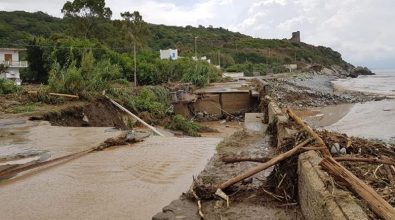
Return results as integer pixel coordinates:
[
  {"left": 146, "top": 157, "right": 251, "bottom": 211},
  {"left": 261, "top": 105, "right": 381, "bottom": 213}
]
[{"left": 36, "top": 98, "right": 128, "bottom": 129}]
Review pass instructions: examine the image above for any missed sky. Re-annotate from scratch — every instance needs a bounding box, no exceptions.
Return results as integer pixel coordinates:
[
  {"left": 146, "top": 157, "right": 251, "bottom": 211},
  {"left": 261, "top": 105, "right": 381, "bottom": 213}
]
[{"left": 1, "top": 0, "right": 394, "bottom": 69}]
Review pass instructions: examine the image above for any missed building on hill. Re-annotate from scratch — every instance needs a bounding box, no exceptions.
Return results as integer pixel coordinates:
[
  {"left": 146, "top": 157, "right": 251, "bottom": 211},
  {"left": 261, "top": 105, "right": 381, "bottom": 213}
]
[
  {"left": 290, "top": 31, "right": 301, "bottom": 43},
  {"left": 0, "top": 48, "right": 28, "bottom": 85},
  {"left": 192, "top": 56, "right": 211, "bottom": 64},
  {"left": 160, "top": 49, "right": 178, "bottom": 60}
]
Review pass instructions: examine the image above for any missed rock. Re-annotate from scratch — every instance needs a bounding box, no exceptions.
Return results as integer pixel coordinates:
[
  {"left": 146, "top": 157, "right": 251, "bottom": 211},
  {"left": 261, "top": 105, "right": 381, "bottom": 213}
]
[
  {"left": 339, "top": 148, "right": 347, "bottom": 154},
  {"left": 330, "top": 143, "right": 340, "bottom": 154},
  {"left": 349, "top": 66, "right": 375, "bottom": 78}
]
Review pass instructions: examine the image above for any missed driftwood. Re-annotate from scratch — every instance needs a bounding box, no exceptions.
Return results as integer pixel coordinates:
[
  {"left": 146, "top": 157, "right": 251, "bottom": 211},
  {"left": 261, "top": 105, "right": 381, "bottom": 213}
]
[
  {"left": 384, "top": 165, "right": 394, "bottom": 182},
  {"left": 221, "top": 156, "right": 271, "bottom": 164},
  {"left": 320, "top": 157, "right": 395, "bottom": 220},
  {"left": 27, "top": 91, "right": 79, "bottom": 99},
  {"left": 106, "top": 96, "right": 165, "bottom": 137},
  {"left": 218, "top": 139, "right": 311, "bottom": 190},
  {"left": 333, "top": 156, "right": 395, "bottom": 166},
  {"left": 287, "top": 109, "right": 331, "bottom": 157},
  {"left": 49, "top": 92, "right": 79, "bottom": 99},
  {"left": 0, "top": 133, "right": 145, "bottom": 180}
]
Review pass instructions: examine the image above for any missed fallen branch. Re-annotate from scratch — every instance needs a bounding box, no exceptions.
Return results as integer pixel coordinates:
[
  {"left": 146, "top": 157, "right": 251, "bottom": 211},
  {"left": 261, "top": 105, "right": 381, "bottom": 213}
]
[
  {"left": 49, "top": 92, "right": 79, "bottom": 99},
  {"left": 221, "top": 156, "right": 271, "bottom": 164},
  {"left": 218, "top": 138, "right": 311, "bottom": 190},
  {"left": 384, "top": 165, "right": 394, "bottom": 182},
  {"left": 287, "top": 109, "right": 331, "bottom": 157},
  {"left": 106, "top": 96, "right": 165, "bottom": 137},
  {"left": 320, "top": 157, "right": 395, "bottom": 220},
  {"left": 333, "top": 156, "right": 395, "bottom": 166},
  {"left": 27, "top": 91, "right": 79, "bottom": 99}
]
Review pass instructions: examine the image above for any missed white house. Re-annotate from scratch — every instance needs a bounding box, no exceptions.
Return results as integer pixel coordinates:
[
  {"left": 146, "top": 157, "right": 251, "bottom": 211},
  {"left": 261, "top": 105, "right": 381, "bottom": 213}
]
[
  {"left": 160, "top": 49, "right": 178, "bottom": 60},
  {"left": 192, "top": 56, "right": 211, "bottom": 64},
  {"left": 0, "top": 48, "right": 28, "bottom": 85}
]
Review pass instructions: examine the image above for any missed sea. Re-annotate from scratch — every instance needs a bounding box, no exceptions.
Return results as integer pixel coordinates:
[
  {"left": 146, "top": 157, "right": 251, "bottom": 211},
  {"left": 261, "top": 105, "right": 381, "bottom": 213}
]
[{"left": 326, "top": 70, "right": 395, "bottom": 142}]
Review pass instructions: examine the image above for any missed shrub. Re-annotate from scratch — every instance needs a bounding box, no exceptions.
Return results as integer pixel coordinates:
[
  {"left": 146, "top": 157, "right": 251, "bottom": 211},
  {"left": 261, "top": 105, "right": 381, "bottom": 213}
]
[
  {"left": 0, "top": 79, "right": 19, "bottom": 94},
  {"left": 167, "top": 114, "right": 201, "bottom": 137}
]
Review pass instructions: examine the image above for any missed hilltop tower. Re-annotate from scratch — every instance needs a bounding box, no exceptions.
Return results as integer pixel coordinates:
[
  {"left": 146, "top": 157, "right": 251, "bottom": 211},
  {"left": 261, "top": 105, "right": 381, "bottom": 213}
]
[{"left": 290, "top": 31, "right": 301, "bottom": 43}]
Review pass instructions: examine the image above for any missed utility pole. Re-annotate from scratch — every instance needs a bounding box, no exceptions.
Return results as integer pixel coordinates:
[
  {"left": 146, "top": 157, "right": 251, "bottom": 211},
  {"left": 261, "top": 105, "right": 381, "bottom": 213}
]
[
  {"left": 195, "top": 36, "right": 198, "bottom": 71},
  {"left": 218, "top": 50, "right": 221, "bottom": 68},
  {"left": 134, "top": 42, "right": 137, "bottom": 87}
]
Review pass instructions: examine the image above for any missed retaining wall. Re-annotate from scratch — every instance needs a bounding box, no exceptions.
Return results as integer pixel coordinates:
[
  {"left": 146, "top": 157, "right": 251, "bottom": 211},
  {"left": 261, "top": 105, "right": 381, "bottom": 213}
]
[{"left": 263, "top": 96, "right": 368, "bottom": 220}]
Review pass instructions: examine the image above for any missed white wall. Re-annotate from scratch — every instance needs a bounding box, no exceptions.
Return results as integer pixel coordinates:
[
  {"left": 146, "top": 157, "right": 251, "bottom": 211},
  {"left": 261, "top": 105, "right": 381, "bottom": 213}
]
[
  {"left": 0, "top": 50, "right": 20, "bottom": 62},
  {"left": 160, "top": 49, "right": 178, "bottom": 60}
]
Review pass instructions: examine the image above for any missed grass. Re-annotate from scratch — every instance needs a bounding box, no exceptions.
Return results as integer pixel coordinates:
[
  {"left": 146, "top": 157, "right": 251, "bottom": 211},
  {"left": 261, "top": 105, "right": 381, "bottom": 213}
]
[
  {"left": 12, "top": 103, "right": 38, "bottom": 113},
  {"left": 166, "top": 115, "right": 202, "bottom": 137}
]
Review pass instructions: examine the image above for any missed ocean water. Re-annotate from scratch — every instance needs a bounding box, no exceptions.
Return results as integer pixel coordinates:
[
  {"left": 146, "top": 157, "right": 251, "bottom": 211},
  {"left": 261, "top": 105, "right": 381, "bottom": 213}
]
[
  {"left": 333, "top": 70, "right": 395, "bottom": 97},
  {"left": 327, "top": 70, "right": 395, "bottom": 142}
]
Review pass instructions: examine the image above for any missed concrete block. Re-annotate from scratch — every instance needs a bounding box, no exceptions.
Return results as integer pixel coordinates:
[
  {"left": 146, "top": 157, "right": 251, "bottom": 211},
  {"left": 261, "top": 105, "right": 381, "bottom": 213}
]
[
  {"left": 298, "top": 151, "right": 369, "bottom": 220},
  {"left": 222, "top": 93, "right": 251, "bottom": 114},
  {"left": 193, "top": 94, "right": 221, "bottom": 116}
]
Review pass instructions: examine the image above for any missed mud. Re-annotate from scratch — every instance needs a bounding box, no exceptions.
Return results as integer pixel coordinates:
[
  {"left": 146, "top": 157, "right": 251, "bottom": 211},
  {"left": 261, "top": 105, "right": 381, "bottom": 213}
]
[
  {"left": 0, "top": 117, "right": 123, "bottom": 162},
  {"left": 38, "top": 98, "right": 127, "bottom": 129},
  {"left": 0, "top": 136, "right": 220, "bottom": 220},
  {"left": 154, "top": 120, "right": 303, "bottom": 220}
]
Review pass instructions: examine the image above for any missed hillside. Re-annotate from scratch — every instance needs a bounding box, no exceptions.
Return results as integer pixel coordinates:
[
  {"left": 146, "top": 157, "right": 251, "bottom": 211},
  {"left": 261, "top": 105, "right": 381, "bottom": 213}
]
[{"left": 0, "top": 10, "right": 354, "bottom": 83}]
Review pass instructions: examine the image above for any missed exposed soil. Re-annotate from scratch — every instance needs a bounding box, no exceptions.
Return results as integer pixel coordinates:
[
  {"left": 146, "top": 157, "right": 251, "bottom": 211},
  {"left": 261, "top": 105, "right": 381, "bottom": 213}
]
[{"left": 36, "top": 98, "right": 127, "bottom": 129}]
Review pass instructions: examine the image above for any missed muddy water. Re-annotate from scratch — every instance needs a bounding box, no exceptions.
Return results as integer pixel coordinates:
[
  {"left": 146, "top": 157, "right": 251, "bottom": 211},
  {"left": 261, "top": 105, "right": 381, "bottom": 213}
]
[
  {"left": 0, "top": 135, "right": 220, "bottom": 220},
  {"left": 0, "top": 118, "right": 123, "bottom": 161}
]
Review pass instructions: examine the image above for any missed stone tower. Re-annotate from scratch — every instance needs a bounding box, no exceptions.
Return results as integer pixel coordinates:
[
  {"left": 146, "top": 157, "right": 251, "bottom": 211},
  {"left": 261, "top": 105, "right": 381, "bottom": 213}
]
[{"left": 290, "top": 31, "right": 301, "bottom": 43}]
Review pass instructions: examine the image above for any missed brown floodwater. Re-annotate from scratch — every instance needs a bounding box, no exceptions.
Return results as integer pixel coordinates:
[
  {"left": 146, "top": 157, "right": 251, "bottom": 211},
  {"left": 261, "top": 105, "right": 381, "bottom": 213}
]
[
  {"left": 0, "top": 118, "right": 123, "bottom": 161},
  {"left": 0, "top": 117, "right": 221, "bottom": 220}
]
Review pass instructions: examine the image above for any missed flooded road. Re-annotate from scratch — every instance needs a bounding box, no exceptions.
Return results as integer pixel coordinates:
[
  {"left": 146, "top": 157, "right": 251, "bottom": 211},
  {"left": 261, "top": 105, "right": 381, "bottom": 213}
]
[
  {"left": 0, "top": 118, "right": 123, "bottom": 162},
  {"left": 0, "top": 117, "right": 221, "bottom": 220}
]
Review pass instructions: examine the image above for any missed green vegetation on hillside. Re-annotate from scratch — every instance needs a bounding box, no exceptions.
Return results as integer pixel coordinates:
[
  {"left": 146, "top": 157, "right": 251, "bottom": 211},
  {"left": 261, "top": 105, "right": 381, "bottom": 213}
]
[{"left": 0, "top": 1, "right": 352, "bottom": 85}]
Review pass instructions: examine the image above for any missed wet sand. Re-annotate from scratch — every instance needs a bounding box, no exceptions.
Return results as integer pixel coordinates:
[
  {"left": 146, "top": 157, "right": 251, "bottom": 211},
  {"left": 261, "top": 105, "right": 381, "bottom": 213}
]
[{"left": 0, "top": 136, "right": 220, "bottom": 220}]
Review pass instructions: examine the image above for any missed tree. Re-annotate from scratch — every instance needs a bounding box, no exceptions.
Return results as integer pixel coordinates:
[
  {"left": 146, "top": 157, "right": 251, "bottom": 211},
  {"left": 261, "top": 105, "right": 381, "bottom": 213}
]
[
  {"left": 120, "top": 11, "right": 150, "bottom": 50},
  {"left": 61, "top": 0, "right": 112, "bottom": 38},
  {"left": 24, "top": 38, "right": 51, "bottom": 83},
  {"left": 120, "top": 11, "right": 150, "bottom": 86}
]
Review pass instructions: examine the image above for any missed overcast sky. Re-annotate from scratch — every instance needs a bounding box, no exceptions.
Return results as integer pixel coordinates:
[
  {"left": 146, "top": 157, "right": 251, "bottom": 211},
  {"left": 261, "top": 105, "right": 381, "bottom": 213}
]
[{"left": 1, "top": 0, "right": 394, "bottom": 69}]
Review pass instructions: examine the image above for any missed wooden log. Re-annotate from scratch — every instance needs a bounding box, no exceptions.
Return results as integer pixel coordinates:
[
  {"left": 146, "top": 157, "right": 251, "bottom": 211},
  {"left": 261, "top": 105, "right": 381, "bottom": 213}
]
[
  {"left": 218, "top": 139, "right": 311, "bottom": 190},
  {"left": 221, "top": 156, "right": 271, "bottom": 163},
  {"left": 49, "top": 93, "right": 79, "bottom": 99},
  {"left": 106, "top": 97, "right": 165, "bottom": 137},
  {"left": 27, "top": 91, "right": 79, "bottom": 99},
  {"left": 333, "top": 156, "right": 395, "bottom": 166},
  {"left": 320, "top": 157, "right": 395, "bottom": 220},
  {"left": 384, "top": 165, "right": 394, "bottom": 182},
  {"left": 287, "top": 108, "right": 331, "bottom": 157}
]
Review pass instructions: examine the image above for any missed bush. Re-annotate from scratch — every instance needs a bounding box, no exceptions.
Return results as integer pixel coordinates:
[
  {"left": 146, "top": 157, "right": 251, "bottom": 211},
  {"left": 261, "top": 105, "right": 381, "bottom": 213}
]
[
  {"left": 167, "top": 114, "right": 201, "bottom": 137},
  {"left": 0, "top": 79, "right": 19, "bottom": 94},
  {"left": 48, "top": 51, "right": 123, "bottom": 96},
  {"left": 182, "top": 61, "right": 222, "bottom": 87},
  {"left": 107, "top": 85, "right": 170, "bottom": 116}
]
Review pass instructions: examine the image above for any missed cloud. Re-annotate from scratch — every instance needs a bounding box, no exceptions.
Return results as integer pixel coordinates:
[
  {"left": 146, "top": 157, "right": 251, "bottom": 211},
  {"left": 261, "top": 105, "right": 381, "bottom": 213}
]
[{"left": 1, "top": 0, "right": 395, "bottom": 68}]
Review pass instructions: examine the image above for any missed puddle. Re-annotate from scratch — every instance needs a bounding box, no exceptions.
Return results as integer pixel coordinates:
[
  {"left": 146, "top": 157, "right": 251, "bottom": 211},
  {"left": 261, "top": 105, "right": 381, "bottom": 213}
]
[{"left": 0, "top": 136, "right": 220, "bottom": 220}]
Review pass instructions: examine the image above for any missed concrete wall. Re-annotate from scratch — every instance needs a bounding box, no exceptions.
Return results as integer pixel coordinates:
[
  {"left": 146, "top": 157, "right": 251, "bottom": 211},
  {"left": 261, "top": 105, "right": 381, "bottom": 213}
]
[
  {"left": 263, "top": 95, "right": 368, "bottom": 220},
  {"left": 221, "top": 93, "right": 251, "bottom": 114},
  {"left": 192, "top": 94, "right": 222, "bottom": 116}
]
